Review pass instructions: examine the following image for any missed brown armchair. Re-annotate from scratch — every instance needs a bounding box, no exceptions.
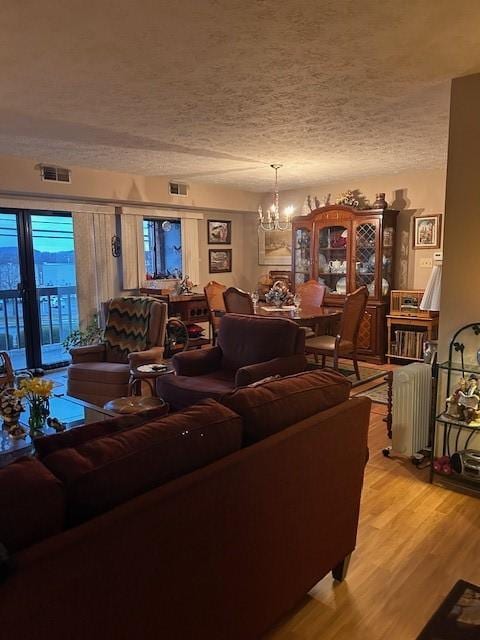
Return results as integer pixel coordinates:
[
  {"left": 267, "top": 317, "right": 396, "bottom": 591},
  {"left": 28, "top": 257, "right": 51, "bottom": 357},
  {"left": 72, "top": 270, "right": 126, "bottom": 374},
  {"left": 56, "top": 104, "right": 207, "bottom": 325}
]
[
  {"left": 305, "top": 286, "right": 368, "bottom": 379},
  {"left": 67, "top": 297, "right": 168, "bottom": 406},
  {"left": 157, "top": 314, "right": 307, "bottom": 410}
]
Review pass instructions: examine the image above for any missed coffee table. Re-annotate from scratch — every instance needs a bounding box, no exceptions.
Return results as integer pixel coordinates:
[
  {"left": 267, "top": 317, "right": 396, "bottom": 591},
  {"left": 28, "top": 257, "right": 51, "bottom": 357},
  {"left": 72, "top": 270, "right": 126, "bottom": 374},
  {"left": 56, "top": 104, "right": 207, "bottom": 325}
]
[{"left": 0, "top": 394, "right": 117, "bottom": 468}]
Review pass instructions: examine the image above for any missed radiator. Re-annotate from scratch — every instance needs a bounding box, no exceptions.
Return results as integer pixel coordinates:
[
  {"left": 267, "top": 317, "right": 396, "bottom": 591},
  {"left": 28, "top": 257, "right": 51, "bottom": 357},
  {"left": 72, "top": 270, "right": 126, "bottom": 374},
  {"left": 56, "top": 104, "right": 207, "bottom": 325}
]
[{"left": 392, "top": 362, "right": 432, "bottom": 456}]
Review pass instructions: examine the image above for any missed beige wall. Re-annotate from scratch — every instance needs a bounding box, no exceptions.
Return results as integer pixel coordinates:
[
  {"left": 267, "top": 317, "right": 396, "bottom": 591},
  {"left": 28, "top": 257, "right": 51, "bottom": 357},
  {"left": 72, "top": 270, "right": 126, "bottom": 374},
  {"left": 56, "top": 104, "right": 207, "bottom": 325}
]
[
  {"left": 0, "top": 154, "right": 259, "bottom": 212},
  {"left": 251, "top": 168, "right": 447, "bottom": 290},
  {"left": 198, "top": 213, "right": 254, "bottom": 291},
  {"left": 0, "top": 154, "right": 259, "bottom": 302},
  {"left": 0, "top": 154, "right": 449, "bottom": 299},
  {"left": 439, "top": 73, "right": 480, "bottom": 361}
]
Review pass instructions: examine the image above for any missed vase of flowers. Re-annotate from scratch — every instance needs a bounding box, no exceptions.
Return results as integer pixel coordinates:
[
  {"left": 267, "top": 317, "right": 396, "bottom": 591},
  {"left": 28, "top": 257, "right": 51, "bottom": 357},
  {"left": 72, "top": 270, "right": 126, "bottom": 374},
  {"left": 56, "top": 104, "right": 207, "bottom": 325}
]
[
  {"left": 15, "top": 377, "right": 54, "bottom": 437},
  {"left": 265, "top": 281, "right": 294, "bottom": 308},
  {"left": 0, "top": 387, "right": 24, "bottom": 434}
]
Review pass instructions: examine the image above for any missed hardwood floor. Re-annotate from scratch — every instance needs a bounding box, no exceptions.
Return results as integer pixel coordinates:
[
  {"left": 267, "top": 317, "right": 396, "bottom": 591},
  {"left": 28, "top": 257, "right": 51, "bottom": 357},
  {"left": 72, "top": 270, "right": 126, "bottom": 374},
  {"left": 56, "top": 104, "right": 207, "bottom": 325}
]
[{"left": 265, "top": 402, "right": 480, "bottom": 640}]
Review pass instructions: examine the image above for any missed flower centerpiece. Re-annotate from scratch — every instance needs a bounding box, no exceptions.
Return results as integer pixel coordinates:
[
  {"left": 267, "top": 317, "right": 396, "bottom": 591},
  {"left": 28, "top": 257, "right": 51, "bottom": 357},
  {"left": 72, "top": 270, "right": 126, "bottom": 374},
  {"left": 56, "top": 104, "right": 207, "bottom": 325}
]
[
  {"left": 0, "top": 387, "right": 24, "bottom": 435},
  {"left": 15, "top": 377, "right": 54, "bottom": 436},
  {"left": 265, "top": 280, "right": 294, "bottom": 308}
]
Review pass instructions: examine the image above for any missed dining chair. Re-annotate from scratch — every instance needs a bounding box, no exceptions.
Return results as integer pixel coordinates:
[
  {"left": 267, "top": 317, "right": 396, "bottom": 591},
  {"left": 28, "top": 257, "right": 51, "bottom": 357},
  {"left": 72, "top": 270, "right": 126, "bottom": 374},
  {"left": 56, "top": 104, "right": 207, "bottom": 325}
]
[
  {"left": 305, "top": 286, "right": 369, "bottom": 379},
  {"left": 223, "top": 287, "right": 254, "bottom": 315},
  {"left": 297, "top": 279, "right": 326, "bottom": 307},
  {"left": 296, "top": 279, "right": 327, "bottom": 338},
  {"left": 204, "top": 280, "right": 226, "bottom": 344}
]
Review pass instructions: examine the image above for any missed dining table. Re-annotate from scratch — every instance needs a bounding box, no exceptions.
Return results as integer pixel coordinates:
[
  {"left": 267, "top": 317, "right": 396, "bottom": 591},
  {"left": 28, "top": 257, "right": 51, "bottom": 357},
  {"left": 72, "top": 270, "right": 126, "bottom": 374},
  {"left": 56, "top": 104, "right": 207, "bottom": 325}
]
[
  {"left": 253, "top": 304, "right": 342, "bottom": 332},
  {"left": 215, "top": 305, "right": 342, "bottom": 333}
]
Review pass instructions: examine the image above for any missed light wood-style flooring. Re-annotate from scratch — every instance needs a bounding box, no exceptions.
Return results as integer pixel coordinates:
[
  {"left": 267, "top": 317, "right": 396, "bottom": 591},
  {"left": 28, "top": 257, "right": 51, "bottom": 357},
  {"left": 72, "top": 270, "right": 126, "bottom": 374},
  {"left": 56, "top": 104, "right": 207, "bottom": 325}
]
[{"left": 265, "top": 402, "right": 480, "bottom": 640}]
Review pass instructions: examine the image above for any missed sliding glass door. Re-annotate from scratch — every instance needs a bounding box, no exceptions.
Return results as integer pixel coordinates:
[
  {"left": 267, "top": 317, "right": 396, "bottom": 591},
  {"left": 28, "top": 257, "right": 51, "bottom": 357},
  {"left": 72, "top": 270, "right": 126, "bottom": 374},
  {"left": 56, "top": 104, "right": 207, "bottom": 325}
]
[
  {"left": 0, "top": 209, "right": 79, "bottom": 370},
  {"left": 0, "top": 212, "right": 26, "bottom": 369}
]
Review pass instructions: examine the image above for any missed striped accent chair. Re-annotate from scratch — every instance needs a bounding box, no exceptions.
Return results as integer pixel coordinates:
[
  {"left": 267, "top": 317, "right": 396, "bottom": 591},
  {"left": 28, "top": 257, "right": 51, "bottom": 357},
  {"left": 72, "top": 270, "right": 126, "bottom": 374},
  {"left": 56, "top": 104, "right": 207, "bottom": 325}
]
[{"left": 67, "top": 297, "right": 167, "bottom": 406}]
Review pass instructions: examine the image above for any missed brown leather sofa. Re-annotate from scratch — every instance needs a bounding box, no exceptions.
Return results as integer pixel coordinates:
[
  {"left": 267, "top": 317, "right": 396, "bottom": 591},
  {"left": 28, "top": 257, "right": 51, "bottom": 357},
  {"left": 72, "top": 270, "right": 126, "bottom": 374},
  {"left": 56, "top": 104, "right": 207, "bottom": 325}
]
[
  {"left": 158, "top": 313, "right": 307, "bottom": 409},
  {"left": 0, "top": 369, "right": 371, "bottom": 640},
  {"left": 67, "top": 297, "right": 167, "bottom": 406}
]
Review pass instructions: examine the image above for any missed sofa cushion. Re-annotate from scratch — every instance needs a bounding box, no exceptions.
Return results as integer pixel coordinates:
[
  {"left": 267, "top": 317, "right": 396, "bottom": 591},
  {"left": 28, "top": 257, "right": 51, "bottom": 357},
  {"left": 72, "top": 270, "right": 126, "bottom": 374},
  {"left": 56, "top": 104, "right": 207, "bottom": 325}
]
[
  {"left": 68, "top": 361, "right": 130, "bottom": 384},
  {"left": 34, "top": 405, "right": 170, "bottom": 459},
  {"left": 0, "top": 457, "right": 66, "bottom": 552},
  {"left": 221, "top": 368, "right": 351, "bottom": 444},
  {"left": 43, "top": 399, "right": 242, "bottom": 524},
  {"left": 157, "top": 370, "right": 236, "bottom": 410}
]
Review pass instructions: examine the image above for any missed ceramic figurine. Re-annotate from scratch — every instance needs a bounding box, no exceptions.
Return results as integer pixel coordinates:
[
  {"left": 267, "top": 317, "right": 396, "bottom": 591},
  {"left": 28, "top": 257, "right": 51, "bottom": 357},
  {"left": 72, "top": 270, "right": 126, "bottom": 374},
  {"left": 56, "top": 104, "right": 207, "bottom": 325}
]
[
  {"left": 445, "top": 374, "right": 480, "bottom": 424},
  {"left": 176, "top": 275, "right": 196, "bottom": 295}
]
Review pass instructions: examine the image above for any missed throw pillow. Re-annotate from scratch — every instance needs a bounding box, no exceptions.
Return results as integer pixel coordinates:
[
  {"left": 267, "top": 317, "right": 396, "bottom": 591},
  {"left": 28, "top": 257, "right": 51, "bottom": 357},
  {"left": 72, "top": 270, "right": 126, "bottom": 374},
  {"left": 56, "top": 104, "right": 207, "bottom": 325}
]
[{"left": 221, "top": 368, "right": 351, "bottom": 444}]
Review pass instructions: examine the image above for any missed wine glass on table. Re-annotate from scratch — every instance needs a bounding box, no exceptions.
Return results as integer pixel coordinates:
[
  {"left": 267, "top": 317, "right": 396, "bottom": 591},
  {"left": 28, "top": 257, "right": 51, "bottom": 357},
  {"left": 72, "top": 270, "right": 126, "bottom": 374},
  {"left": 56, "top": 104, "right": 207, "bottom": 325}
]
[
  {"left": 293, "top": 293, "right": 301, "bottom": 315},
  {"left": 251, "top": 290, "right": 259, "bottom": 308}
]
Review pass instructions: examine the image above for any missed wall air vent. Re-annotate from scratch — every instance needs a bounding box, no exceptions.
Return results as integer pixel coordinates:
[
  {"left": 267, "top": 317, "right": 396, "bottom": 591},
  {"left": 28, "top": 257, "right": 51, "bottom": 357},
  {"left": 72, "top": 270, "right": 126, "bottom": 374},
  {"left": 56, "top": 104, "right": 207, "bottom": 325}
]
[
  {"left": 169, "top": 181, "right": 188, "bottom": 196},
  {"left": 39, "top": 165, "right": 71, "bottom": 183}
]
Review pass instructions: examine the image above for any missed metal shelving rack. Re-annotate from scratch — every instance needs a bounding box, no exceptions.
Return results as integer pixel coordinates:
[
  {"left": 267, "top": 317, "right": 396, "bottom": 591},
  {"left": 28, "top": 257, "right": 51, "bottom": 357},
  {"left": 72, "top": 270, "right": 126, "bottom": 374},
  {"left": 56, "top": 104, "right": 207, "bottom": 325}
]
[{"left": 431, "top": 323, "right": 480, "bottom": 496}]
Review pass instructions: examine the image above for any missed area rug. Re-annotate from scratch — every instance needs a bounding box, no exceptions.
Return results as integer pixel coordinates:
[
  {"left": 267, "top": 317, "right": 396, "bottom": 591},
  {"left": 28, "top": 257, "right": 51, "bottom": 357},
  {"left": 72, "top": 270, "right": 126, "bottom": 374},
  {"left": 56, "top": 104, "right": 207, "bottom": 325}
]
[
  {"left": 354, "top": 381, "right": 389, "bottom": 404},
  {"left": 417, "top": 580, "right": 480, "bottom": 639},
  {"left": 306, "top": 356, "right": 386, "bottom": 388}
]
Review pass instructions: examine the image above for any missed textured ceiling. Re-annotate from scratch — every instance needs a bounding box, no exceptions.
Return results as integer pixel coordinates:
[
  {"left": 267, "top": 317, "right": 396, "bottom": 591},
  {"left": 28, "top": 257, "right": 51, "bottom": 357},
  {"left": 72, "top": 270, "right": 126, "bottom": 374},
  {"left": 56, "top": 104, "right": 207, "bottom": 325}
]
[{"left": 1, "top": 0, "right": 480, "bottom": 191}]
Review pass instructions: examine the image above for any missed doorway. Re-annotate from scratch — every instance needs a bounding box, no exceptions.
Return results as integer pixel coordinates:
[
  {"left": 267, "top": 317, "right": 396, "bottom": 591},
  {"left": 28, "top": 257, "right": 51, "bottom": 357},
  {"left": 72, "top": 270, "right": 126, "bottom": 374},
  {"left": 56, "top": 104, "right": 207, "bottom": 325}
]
[{"left": 0, "top": 209, "right": 79, "bottom": 370}]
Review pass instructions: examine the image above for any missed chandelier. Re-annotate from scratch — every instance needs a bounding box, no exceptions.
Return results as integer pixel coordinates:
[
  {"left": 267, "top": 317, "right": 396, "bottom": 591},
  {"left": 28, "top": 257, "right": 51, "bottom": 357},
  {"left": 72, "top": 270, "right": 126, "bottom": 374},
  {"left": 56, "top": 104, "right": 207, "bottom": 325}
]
[{"left": 257, "top": 164, "right": 294, "bottom": 232}]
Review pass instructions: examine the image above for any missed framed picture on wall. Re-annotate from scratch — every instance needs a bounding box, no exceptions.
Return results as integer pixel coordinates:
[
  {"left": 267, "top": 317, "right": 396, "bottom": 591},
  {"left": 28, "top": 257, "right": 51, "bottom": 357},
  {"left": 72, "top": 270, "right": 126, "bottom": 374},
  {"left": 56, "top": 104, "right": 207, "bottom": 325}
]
[
  {"left": 209, "top": 249, "right": 232, "bottom": 273},
  {"left": 207, "top": 220, "right": 231, "bottom": 244},
  {"left": 258, "top": 228, "right": 292, "bottom": 266},
  {"left": 413, "top": 214, "right": 442, "bottom": 249}
]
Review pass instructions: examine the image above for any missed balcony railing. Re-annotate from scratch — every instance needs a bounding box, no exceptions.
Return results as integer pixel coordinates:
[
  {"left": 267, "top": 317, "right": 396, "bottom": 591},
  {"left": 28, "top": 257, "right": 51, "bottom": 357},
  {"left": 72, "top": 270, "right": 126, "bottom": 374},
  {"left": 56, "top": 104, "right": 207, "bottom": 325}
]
[{"left": 0, "top": 286, "right": 79, "bottom": 367}]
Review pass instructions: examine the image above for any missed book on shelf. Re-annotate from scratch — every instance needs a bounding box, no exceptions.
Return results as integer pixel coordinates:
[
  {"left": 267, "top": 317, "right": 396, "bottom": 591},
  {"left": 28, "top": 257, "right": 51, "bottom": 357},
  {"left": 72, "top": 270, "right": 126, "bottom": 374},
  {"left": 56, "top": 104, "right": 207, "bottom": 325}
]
[{"left": 393, "top": 329, "right": 426, "bottom": 359}]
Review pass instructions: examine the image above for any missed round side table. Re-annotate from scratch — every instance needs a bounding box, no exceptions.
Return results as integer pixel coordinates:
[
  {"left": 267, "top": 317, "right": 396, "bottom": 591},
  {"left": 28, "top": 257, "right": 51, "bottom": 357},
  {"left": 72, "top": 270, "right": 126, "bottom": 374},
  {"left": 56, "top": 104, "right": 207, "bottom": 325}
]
[
  {"left": 128, "top": 363, "right": 174, "bottom": 396},
  {"left": 103, "top": 395, "right": 168, "bottom": 416}
]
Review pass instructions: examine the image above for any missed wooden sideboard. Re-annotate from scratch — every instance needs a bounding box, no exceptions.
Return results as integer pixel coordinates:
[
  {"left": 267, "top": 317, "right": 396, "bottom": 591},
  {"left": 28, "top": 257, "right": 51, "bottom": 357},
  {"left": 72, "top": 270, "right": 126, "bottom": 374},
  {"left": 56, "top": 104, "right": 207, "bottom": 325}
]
[{"left": 139, "top": 289, "right": 209, "bottom": 323}]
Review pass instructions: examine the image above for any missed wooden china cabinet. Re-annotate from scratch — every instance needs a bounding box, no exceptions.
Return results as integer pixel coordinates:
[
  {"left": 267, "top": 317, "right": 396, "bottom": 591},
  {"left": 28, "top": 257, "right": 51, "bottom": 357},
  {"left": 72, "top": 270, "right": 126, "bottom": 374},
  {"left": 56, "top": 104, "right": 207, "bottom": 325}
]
[{"left": 292, "top": 204, "right": 399, "bottom": 363}]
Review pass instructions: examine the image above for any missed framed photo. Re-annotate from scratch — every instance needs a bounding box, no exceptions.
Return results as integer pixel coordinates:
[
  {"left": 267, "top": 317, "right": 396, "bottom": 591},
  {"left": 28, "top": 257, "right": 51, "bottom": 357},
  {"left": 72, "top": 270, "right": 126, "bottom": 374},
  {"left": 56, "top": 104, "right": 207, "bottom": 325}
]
[
  {"left": 207, "top": 220, "right": 231, "bottom": 244},
  {"left": 413, "top": 214, "right": 442, "bottom": 249},
  {"left": 258, "top": 228, "right": 292, "bottom": 266},
  {"left": 209, "top": 249, "right": 232, "bottom": 273}
]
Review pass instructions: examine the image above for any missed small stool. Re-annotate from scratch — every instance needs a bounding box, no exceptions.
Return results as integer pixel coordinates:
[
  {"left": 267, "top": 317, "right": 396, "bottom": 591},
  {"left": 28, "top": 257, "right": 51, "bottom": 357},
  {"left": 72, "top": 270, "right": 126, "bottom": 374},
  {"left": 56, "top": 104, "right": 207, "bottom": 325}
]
[
  {"left": 128, "top": 363, "right": 174, "bottom": 396},
  {"left": 104, "top": 395, "right": 168, "bottom": 416}
]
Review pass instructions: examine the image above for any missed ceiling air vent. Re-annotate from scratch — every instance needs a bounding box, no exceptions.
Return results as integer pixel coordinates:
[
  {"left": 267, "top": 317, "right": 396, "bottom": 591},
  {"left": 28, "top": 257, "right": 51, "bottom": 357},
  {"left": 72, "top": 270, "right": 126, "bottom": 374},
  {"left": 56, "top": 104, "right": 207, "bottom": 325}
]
[
  {"left": 169, "top": 181, "right": 188, "bottom": 196},
  {"left": 39, "top": 165, "right": 71, "bottom": 183}
]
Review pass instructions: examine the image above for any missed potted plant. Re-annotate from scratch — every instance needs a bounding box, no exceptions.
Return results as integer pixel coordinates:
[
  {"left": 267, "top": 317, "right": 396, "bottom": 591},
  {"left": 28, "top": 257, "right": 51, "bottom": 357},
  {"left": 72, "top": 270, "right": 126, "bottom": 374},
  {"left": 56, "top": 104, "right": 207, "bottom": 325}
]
[{"left": 62, "top": 317, "right": 104, "bottom": 352}]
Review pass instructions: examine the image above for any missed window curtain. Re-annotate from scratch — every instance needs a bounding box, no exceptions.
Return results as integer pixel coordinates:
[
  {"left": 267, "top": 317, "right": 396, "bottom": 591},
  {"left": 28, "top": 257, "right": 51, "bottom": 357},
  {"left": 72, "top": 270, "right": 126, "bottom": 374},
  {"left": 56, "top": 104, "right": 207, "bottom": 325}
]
[
  {"left": 72, "top": 211, "right": 116, "bottom": 326},
  {"left": 181, "top": 218, "right": 200, "bottom": 286},
  {"left": 120, "top": 214, "right": 145, "bottom": 290}
]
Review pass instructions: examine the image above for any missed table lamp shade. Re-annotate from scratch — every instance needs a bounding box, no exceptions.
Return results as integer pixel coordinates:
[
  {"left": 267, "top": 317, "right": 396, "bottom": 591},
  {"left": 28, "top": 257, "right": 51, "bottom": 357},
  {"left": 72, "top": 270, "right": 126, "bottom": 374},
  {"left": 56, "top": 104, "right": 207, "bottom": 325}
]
[{"left": 420, "top": 264, "right": 442, "bottom": 311}]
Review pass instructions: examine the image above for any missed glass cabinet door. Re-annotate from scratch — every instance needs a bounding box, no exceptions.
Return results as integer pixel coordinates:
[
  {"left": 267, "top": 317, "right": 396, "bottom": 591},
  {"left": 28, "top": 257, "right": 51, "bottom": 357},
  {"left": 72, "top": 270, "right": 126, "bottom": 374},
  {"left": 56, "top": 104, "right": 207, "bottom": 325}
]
[
  {"left": 293, "top": 227, "right": 311, "bottom": 285},
  {"left": 382, "top": 225, "right": 394, "bottom": 298},
  {"left": 318, "top": 225, "right": 348, "bottom": 295},
  {"left": 355, "top": 221, "right": 379, "bottom": 297}
]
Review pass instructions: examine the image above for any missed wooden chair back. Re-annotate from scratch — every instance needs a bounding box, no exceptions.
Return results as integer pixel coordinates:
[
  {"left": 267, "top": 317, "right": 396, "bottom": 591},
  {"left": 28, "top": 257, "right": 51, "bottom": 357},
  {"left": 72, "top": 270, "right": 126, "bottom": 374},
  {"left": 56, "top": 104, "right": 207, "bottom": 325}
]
[
  {"left": 339, "top": 286, "right": 369, "bottom": 345},
  {"left": 164, "top": 317, "right": 190, "bottom": 358},
  {"left": 223, "top": 287, "right": 254, "bottom": 315},
  {"left": 0, "top": 351, "right": 14, "bottom": 390},
  {"left": 204, "top": 280, "right": 227, "bottom": 342},
  {"left": 297, "top": 279, "right": 326, "bottom": 307}
]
